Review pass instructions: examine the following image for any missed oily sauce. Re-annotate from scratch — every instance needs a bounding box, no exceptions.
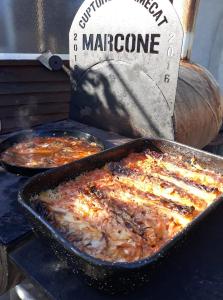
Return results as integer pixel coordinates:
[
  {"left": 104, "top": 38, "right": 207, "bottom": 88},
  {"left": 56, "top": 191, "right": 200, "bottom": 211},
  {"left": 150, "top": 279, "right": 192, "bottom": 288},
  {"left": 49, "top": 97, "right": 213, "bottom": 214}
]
[{"left": 1, "top": 136, "right": 102, "bottom": 168}]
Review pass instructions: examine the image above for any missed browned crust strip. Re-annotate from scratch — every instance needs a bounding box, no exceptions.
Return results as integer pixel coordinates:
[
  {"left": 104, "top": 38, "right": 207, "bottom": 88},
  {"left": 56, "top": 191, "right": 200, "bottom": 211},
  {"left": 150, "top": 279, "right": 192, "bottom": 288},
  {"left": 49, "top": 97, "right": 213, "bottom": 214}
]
[{"left": 108, "top": 162, "right": 202, "bottom": 210}]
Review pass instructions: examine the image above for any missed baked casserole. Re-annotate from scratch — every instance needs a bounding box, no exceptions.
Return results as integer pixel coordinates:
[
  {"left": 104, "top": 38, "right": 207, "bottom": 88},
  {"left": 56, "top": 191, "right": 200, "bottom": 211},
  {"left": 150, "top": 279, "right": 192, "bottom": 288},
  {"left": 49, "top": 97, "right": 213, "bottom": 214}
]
[{"left": 33, "top": 149, "right": 223, "bottom": 263}]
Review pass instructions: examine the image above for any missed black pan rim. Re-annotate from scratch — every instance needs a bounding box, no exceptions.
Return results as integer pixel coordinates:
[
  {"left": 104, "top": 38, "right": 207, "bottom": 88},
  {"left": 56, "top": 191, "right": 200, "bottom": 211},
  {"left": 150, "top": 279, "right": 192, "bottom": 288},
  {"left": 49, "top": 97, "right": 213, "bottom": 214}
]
[
  {"left": 18, "top": 137, "right": 223, "bottom": 270},
  {"left": 0, "top": 128, "right": 105, "bottom": 175}
]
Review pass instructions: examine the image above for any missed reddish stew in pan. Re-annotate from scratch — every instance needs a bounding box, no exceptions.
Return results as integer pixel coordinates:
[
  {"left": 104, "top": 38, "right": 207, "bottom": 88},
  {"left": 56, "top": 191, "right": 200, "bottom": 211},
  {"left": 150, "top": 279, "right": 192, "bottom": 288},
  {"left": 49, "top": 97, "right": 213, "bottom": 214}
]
[{"left": 1, "top": 136, "right": 102, "bottom": 168}]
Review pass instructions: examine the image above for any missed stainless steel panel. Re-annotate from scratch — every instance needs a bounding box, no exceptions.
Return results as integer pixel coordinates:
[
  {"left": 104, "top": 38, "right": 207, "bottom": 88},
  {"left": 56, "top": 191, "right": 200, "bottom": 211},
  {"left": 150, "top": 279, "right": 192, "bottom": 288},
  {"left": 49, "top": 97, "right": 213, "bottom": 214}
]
[{"left": 69, "top": 0, "right": 183, "bottom": 140}]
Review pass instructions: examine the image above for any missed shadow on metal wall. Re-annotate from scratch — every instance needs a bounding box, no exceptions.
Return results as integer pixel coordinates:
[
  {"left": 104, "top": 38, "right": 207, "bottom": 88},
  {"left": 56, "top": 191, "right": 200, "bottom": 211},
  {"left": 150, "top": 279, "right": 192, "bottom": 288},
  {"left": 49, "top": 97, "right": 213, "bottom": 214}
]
[{"left": 69, "top": 64, "right": 164, "bottom": 139}]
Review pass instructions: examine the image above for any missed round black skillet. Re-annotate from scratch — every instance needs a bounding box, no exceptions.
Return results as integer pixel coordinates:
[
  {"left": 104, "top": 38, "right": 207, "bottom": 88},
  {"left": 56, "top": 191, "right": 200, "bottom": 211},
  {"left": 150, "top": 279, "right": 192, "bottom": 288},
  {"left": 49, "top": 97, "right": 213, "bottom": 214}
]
[{"left": 0, "top": 129, "right": 104, "bottom": 176}]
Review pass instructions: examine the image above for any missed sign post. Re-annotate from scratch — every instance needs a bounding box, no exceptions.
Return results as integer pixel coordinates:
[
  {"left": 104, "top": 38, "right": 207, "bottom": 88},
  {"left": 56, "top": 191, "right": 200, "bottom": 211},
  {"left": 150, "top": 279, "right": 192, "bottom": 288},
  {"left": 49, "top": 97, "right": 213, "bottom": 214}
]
[{"left": 70, "top": 0, "right": 183, "bottom": 139}]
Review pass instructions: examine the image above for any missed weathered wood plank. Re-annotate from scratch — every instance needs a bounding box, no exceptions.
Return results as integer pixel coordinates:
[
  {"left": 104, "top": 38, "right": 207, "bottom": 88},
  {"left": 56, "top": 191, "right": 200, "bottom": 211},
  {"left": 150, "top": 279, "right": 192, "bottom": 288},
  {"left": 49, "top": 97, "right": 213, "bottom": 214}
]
[
  {"left": 0, "top": 60, "right": 71, "bottom": 134},
  {"left": 0, "top": 93, "right": 70, "bottom": 106},
  {"left": 0, "top": 82, "right": 71, "bottom": 95},
  {"left": 0, "top": 114, "right": 68, "bottom": 133},
  {"left": 0, "top": 60, "right": 69, "bottom": 67},
  {"left": 0, "top": 103, "right": 69, "bottom": 118},
  {"left": 0, "top": 66, "right": 68, "bottom": 83}
]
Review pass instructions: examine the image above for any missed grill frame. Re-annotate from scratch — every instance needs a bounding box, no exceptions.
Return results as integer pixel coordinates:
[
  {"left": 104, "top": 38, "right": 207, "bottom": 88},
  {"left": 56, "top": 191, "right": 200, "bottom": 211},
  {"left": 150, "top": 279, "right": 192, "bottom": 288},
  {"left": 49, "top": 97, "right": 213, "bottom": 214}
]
[{"left": 18, "top": 138, "right": 223, "bottom": 292}]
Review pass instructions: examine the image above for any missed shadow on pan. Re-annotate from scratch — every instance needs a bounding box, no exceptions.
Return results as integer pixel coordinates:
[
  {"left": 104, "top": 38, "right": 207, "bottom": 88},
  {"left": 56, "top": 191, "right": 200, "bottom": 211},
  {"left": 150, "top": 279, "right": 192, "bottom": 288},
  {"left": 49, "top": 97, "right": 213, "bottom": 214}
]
[{"left": 0, "top": 129, "right": 105, "bottom": 177}]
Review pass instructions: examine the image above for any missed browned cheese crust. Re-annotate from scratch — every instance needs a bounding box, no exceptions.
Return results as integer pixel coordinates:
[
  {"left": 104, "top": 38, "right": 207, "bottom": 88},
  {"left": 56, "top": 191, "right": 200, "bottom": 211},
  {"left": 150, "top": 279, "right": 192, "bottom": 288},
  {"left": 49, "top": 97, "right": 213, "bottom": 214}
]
[{"left": 35, "top": 150, "right": 223, "bottom": 262}]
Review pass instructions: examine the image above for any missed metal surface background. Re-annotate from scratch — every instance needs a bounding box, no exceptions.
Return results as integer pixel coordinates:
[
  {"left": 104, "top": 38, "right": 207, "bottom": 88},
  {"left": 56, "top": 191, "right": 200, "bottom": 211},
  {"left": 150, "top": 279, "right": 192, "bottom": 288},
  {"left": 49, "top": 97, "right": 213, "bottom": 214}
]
[
  {"left": 174, "top": 61, "right": 223, "bottom": 149},
  {"left": 172, "top": 0, "right": 200, "bottom": 60},
  {"left": 70, "top": 0, "right": 183, "bottom": 115},
  {"left": 0, "top": 0, "right": 82, "bottom": 54},
  {"left": 69, "top": 0, "right": 183, "bottom": 140}
]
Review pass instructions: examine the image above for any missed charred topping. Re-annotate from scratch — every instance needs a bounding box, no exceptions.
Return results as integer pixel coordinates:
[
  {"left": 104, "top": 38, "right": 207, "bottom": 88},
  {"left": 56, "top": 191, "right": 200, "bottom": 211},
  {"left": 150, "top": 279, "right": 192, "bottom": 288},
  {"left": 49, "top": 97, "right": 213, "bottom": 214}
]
[
  {"left": 117, "top": 155, "right": 218, "bottom": 204},
  {"left": 90, "top": 180, "right": 195, "bottom": 220},
  {"left": 159, "top": 199, "right": 195, "bottom": 216},
  {"left": 164, "top": 172, "right": 220, "bottom": 194},
  {"left": 108, "top": 162, "right": 135, "bottom": 176},
  {"left": 88, "top": 185, "right": 146, "bottom": 237},
  {"left": 108, "top": 162, "right": 203, "bottom": 209},
  {"left": 114, "top": 179, "right": 196, "bottom": 217},
  {"left": 181, "top": 177, "right": 219, "bottom": 193}
]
